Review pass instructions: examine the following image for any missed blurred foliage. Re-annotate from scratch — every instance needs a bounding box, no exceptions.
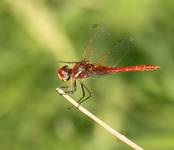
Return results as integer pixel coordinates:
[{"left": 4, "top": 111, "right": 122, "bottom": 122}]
[{"left": 0, "top": 0, "right": 174, "bottom": 150}]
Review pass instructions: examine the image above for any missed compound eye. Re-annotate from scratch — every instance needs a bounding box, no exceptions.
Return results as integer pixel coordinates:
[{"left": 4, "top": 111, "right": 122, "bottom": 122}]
[{"left": 57, "top": 66, "right": 71, "bottom": 81}]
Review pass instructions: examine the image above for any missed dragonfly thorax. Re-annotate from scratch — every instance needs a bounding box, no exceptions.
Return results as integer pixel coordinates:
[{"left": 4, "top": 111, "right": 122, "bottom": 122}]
[{"left": 57, "top": 65, "right": 71, "bottom": 82}]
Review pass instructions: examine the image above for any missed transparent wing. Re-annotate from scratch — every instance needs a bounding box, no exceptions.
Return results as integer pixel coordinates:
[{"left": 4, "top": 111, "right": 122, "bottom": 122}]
[
  {"left": 95, "top": 37, "right": 134, "bottom": 66},
  {"left": 82, "top": 24, "right": 110, "bottom": 61}
]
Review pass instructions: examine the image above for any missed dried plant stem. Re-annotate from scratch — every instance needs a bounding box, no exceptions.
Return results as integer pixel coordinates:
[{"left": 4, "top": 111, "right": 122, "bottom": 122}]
[{"left": 56, "top": 88, "right": 144, "bottom": 150}]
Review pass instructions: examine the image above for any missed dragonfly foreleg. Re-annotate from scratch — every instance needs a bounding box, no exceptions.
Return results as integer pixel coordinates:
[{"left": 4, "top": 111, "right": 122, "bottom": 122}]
[{"left": 60, "top": 81, "right": 77, "bottom": 94}]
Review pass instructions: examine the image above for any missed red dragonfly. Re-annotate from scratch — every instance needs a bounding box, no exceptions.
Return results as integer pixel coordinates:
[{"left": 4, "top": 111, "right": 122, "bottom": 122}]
[{"left": 57, "top": 24, "right": 160, "bottom": 104}]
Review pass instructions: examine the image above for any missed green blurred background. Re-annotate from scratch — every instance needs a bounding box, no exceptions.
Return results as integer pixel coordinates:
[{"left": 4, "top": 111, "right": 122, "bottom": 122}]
[{"left": 0, "top": 0, "right": 174, "bottom": 150}]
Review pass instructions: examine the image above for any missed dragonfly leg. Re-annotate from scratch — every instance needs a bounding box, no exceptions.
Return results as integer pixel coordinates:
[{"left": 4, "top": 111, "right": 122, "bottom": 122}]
[
  {"left": 76, "top": 81, "right": 85, "bottom": 103},
  {"left": 60, "top": 81, "right": 77, "bottom": 95},
  {"left": 77, "top": 81, "right": 92, "bottom": 104},
  {"left": 67, "top": 82, "right": 92, "bottom": 109},
  {"left": 67, "top": 81, "right": 84, "bottom": 109}
]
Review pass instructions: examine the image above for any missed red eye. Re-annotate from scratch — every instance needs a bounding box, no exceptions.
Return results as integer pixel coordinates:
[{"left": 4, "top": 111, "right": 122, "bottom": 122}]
[{"left": 57, "top": 66, "right": 71, "bottom": 81}]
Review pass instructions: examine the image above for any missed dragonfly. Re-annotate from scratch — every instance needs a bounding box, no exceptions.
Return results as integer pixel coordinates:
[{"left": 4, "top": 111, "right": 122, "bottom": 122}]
[{"left": 57, "top": 24, "right": 160, "bottom": 104}]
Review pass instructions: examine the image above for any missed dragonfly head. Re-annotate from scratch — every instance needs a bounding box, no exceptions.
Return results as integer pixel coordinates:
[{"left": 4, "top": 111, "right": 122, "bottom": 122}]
[{"left": 57, "top": 65, "right": 71, "bottom": 82}]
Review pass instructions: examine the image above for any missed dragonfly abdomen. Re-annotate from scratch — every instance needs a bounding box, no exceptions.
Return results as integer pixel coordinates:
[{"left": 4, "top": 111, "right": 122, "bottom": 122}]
[{"left": 110, "top": 65, "right": 160, "bottom": 73}]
